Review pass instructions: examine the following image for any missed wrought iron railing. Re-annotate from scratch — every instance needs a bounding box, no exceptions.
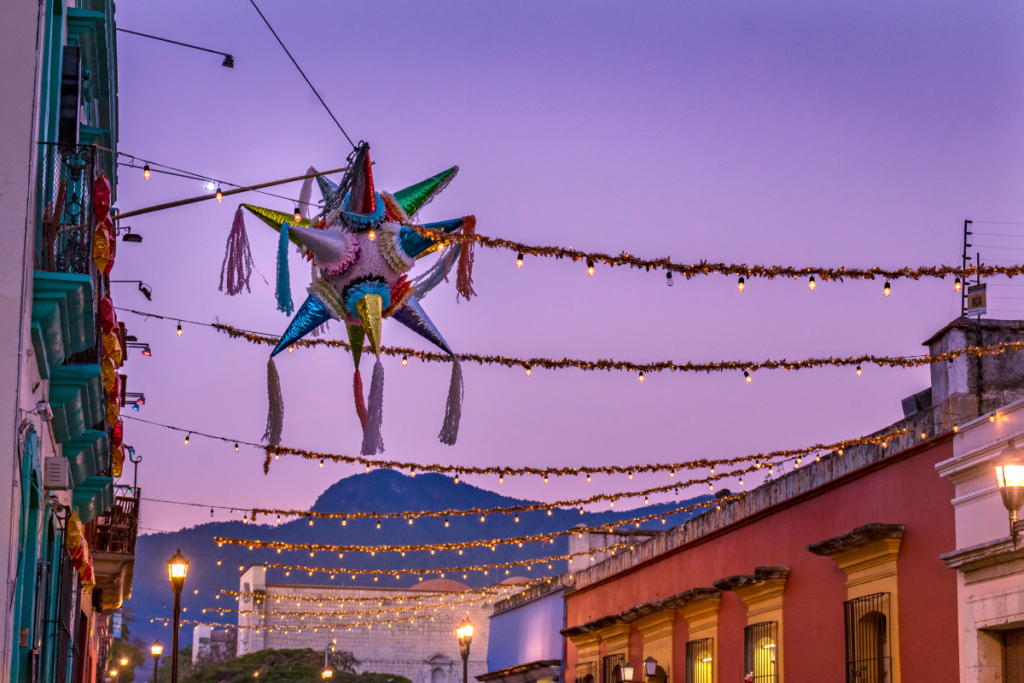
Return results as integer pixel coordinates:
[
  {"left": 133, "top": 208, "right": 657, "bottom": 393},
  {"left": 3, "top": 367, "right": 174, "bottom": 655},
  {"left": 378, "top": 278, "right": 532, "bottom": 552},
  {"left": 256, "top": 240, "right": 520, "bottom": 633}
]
[
  {"left": 35, "top": 143, "right": 96, "bottom": 275},
  {"left": 89, "top": 491, "right": 139, "bottom": 556}
]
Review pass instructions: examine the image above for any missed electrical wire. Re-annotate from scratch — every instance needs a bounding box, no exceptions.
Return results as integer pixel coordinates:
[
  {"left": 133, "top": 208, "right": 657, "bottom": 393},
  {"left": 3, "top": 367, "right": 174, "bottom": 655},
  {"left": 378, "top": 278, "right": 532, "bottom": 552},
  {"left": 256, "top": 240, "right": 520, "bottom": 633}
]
[{"left": 246, "top": 0, "right": 355, "bottom": 148}]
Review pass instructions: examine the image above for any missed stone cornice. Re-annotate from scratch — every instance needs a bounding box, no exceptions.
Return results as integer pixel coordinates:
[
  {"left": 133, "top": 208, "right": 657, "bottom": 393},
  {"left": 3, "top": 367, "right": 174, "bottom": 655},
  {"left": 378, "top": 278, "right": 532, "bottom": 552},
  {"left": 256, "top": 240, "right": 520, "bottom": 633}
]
[
  {"left": 476, "top": 660, "right": 562, "bottom": 683},
  {"left": 806, "top": 523, "right": 904, "bottom": 557},
  {"left": 940, "top": 535, "right": 1023, "bottom": 572},
  {"left": 713, "top": 566, "right": 789, "bottom": 593},
  {"left": 561, "top": 587, "right": 721, "bottom": 637}
]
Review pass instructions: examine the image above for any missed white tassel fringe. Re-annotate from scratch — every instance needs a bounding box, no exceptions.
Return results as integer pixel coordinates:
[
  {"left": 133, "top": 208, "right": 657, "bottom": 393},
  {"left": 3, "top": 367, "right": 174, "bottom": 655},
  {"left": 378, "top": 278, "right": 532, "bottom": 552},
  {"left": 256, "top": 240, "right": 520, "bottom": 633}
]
[
  {"left": 361, "top": 358, "right": 385, "bottom": 455},
  {"left": 264, "top": 358, "right": 284, "bottom": 446},
  {"left": 439, "top": 358, "right": 463, "bottom": 445}
]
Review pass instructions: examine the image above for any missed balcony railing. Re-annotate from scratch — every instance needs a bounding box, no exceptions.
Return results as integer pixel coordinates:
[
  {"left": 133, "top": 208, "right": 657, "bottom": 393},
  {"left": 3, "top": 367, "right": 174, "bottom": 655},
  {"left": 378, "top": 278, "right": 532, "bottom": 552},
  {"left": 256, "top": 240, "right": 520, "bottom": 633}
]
[
  {"left": 89, "top": 490, "right": 139, "bottom": 556},
  {"left": 36, "top": 143, "right": 96, "bottom": 276}
]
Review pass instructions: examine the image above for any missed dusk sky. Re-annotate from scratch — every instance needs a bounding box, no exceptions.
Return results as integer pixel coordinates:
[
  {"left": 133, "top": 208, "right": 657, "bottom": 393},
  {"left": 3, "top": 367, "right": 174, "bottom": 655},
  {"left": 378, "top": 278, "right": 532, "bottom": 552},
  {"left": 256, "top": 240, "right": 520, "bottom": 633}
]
[{"left": 109, "top": 0, "right": 1024, "bottom": 533}]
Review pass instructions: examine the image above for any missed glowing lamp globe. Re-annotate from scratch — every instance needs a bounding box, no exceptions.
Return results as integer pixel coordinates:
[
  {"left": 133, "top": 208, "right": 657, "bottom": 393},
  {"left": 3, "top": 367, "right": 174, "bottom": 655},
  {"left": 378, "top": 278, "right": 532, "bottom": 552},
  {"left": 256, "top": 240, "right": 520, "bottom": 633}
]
[
  {"left": 456, "top": 619, "right": 474, "bottom": 647},
  {"left": 167, "top": 550, "right": 189, "bottom": 594},
  {"left": 151, "top": 641, "right": 163, "bottom": 657},
  {"left": 996, "top": 442, "right": 1024, "bottom": 534}
]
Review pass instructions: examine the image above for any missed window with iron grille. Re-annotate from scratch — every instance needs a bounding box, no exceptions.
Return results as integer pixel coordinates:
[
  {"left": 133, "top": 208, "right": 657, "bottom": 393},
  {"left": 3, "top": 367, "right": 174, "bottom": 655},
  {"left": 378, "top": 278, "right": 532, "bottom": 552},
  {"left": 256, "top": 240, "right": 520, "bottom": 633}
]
[
  {"left": 844, "top": 593, "right": 890, "bottom": 683},
  {"left": 1006, "top": 628, "right": 1024, "bottom": 683},
  {"left": 576, "top": 661, "right": 597, "bottom": 683},
  {"left": 744, "top": 622, "right": 779, "bottom": 683},
  {"left": 603, "top": 653, "right": 625, "bottom": 683},
  {"left": 685, "top": 638, "right": 713, "bottom": 683}
]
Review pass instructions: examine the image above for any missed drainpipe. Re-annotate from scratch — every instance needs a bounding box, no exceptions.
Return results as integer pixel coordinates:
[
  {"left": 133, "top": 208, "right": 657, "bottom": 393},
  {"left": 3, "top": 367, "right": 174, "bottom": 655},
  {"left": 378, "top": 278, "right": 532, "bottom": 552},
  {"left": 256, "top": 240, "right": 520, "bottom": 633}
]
[{"left": 561, "top": 592, "right": 567, "bottom": 683}]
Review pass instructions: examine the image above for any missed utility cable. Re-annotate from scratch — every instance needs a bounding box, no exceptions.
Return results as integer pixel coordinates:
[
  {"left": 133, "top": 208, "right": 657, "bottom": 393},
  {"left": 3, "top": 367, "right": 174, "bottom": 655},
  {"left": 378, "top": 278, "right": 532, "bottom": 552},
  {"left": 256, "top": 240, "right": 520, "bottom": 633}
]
[{"left": 247, "top": 0, "right": 356, "bottom": 148}]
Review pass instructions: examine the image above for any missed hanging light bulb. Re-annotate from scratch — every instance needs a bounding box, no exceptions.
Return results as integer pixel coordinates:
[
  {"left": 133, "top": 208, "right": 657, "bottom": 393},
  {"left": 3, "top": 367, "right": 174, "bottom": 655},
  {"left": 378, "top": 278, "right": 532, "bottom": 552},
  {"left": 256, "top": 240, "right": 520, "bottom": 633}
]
[
  {"left": 499, "top": 473, "right": 504, "bottom": 484},
  {"left": 809, "top": 275, "right": 816, "bottom": 291},
  {"left": 444, "top": 518, "right": 449, "bottom": 528},
  {"left": 955, "top": 277, "right": 962, "bottom": 292},
  {"left": 883, "top": 281, "right": 891, "bottom": 297},
  {"left": 586, "top": 473, "right": 591, "bottom": 483},
  {"left": 234, "top": 443, "right": 239, "bottom": 452},
  {"left": 514, "top": 514, "right": 519, "bottom": 523},
  {"left": 319, "top": 460, "right": 324, "bottom": 468},
  {"left": 215, "top": 187, "right": 224, "bottom": 202},
  {"left": 288, "top": 345, "right": 294, "bottom": 354},
  {"left": 544, "top": 475, "right": 548, "bottom": 484},
  {"left": 587, "top": 260, "right": 595, "bottom": 276},
  {"left": 638, "top": 371, "right": 645, "bottom": 383},
  {"left": 525, "top": 363, "right": 531, "bottom": 377},
  {"left": 738, "top": 276, "right": 745, "bottom": 292},
  {"left": 376, "top": 519, "right": 381, "bottom": 529},
  {"left": 856, "top": 365, "right": 862, "bottom": 377},
  {"left": 184, "top": 433, "right": 191, "bottom": 445},
  {"left": 402, "top": 356, "right": 408, "bottom": 367},
  {"left": 516, "top": 252, "right": 524, "bottom": 268},
  {"left": 744, "top": 370, "right": 751, "bottom": 383},
  {"left": 143, "top": 164, "right": 151, "bottom": 180},
  {"left": 368, "top": 229, "right": 376, "bottom": 241},
  {"left": 454, "top": 474, "right": 459, "bottom": 484},
  {"left": 177, "top": 322, "right": 183, "bottom": 336},
  {"left": 294, "top": 207, "right": 302, "bottom": 222},
  {"left": 666, "top": 272, "right": 674, "bottom": 287}
]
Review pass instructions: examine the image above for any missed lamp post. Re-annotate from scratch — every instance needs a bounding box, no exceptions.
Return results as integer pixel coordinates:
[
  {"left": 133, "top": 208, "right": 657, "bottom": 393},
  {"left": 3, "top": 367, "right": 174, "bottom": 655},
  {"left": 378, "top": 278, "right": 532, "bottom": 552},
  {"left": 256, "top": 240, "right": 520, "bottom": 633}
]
[
  {"left": 622, "top": 663, "right": 635, "bottom": 682},
  {"left": 996, "top": 441, "right": 1024, "bottom": 545},
  {"left": 643, "top": 658, "right": 658, "bottom": 680},
  {"left": 151, "top": 640, "right": 163, "bottom": 683},
  {"left": 456, "top": 619, "right": 474, "bottom": 683},
  {"left": 167, "top": 550, "right": 189, "bottom": 683},
  {"left": 323, "top": 642, "right": 334, "bottom": 680}
]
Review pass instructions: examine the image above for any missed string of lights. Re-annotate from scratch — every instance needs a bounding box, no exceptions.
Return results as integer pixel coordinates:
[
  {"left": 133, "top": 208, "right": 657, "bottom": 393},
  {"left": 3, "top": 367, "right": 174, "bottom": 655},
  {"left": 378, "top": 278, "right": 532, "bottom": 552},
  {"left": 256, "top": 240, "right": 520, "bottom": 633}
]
[
  {"left": 150, "top": 613, "right": 438, "bottom": 631},
  {"left": 222, "top": 587, "right": 506, "bottom": 604},
  {"left": 204, "top": 594, "right": 488, "bottom": 618},
  {"left": 116, "top": 305, "right": 1024, "bottom": 381},
  {"left": 119, "top": 386, "right": 909, "bottom": 484},
  {"left": 409, "top": 224, "right": 1024, "bottom": 287},
  {"left": 261, "top": 543, "right": 627, "bottom": 579},
  {"left": 260, "top": 429, "right": 906, "bottom": 482},
  {"left": 216, "top": 471, "right": 810, "bottom": 552},
  {"left": 246, "top": 447, "right": 880, "bottom": 523}
]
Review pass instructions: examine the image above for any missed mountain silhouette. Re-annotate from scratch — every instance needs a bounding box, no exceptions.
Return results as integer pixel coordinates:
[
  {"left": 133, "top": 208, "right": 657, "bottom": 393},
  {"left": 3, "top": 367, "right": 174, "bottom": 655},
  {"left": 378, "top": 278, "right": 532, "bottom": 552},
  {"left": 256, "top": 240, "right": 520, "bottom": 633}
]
[{"left": 129, "top": 470, "right": 708, "bottom": 646}]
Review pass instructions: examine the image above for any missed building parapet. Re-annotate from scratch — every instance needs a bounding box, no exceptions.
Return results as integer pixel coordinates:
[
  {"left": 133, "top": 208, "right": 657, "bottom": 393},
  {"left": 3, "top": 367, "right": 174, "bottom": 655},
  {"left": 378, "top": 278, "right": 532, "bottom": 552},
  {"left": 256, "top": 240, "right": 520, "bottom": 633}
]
[
  {"left": 568, "top": 406, "right": 945, "bottom": 594},
  {"left": 492, "top": 573, "right": 574, "bottom": 615}
]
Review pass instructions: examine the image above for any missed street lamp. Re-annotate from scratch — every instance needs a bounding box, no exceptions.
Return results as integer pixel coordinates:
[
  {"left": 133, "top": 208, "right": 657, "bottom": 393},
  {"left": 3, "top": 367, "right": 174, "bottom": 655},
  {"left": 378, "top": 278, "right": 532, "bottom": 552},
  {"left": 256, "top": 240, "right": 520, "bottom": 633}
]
[
  {"left": 643, "top": 658, "right": 658, "bottom": 678},
  {"left": 167, "top": 550, "right": 189, "bottom": 683},
  {"left": 622, "top": 663, "right": 635, "bottom": 682},
  {"left": 323, "top": 643, "right": 333, "bottom": 679},
  {"left": 996, "top": 441, "right": 1024, "bottom": 544},
  {"left": 120, "top": 659, "right": 129, "bottom": 666},
  {"left": 151, "top": 640, "right": 163, "bottom": 683},
  {"left": 456, "top": 619, "right": 475, "bottom": 683}
]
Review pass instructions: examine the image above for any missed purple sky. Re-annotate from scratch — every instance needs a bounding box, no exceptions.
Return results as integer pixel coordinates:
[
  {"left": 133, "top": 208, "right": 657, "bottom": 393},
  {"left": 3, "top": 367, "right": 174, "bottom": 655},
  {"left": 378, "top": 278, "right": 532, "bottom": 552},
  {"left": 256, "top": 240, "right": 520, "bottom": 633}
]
[{"left": 111, "top": 0, "right": 1024, "bottom": 533}]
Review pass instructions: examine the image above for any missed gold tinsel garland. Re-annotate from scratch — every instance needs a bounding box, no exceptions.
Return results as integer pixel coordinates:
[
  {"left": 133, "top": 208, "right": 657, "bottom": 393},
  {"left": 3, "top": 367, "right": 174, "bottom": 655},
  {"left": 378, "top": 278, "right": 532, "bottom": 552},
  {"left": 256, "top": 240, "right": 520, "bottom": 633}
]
[
  {"left": 263, "top": 543, "right": 627, "bottom": 578},
  {"left": 222, "top": 586, "right": 505, "bottom": 604},
  {"left": 408, "top": 224, "right": 1024, "bottom": 282},
  {"left": 206, "top": 592, "right": 491, "bottom": 618},
  {"left": 213, "top": 323, "right": 1024, "bottom": 377},
  {"left": 257, "top": 428, "right": 907, "bottom": 493}
]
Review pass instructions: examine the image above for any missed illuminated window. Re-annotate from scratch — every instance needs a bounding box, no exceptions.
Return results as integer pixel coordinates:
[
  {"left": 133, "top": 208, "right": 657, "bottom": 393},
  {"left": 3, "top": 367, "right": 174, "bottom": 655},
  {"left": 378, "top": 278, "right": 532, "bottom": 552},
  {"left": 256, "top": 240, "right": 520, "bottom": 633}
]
[
  {"left": 743, "top": 622, "right": 778, "bottom": 683},
  {"left": 844, "top": 593, "right": 890, "bottom": 682},
  {"left": 684, "top": 638, "right": 713, "bottom": 683}
]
